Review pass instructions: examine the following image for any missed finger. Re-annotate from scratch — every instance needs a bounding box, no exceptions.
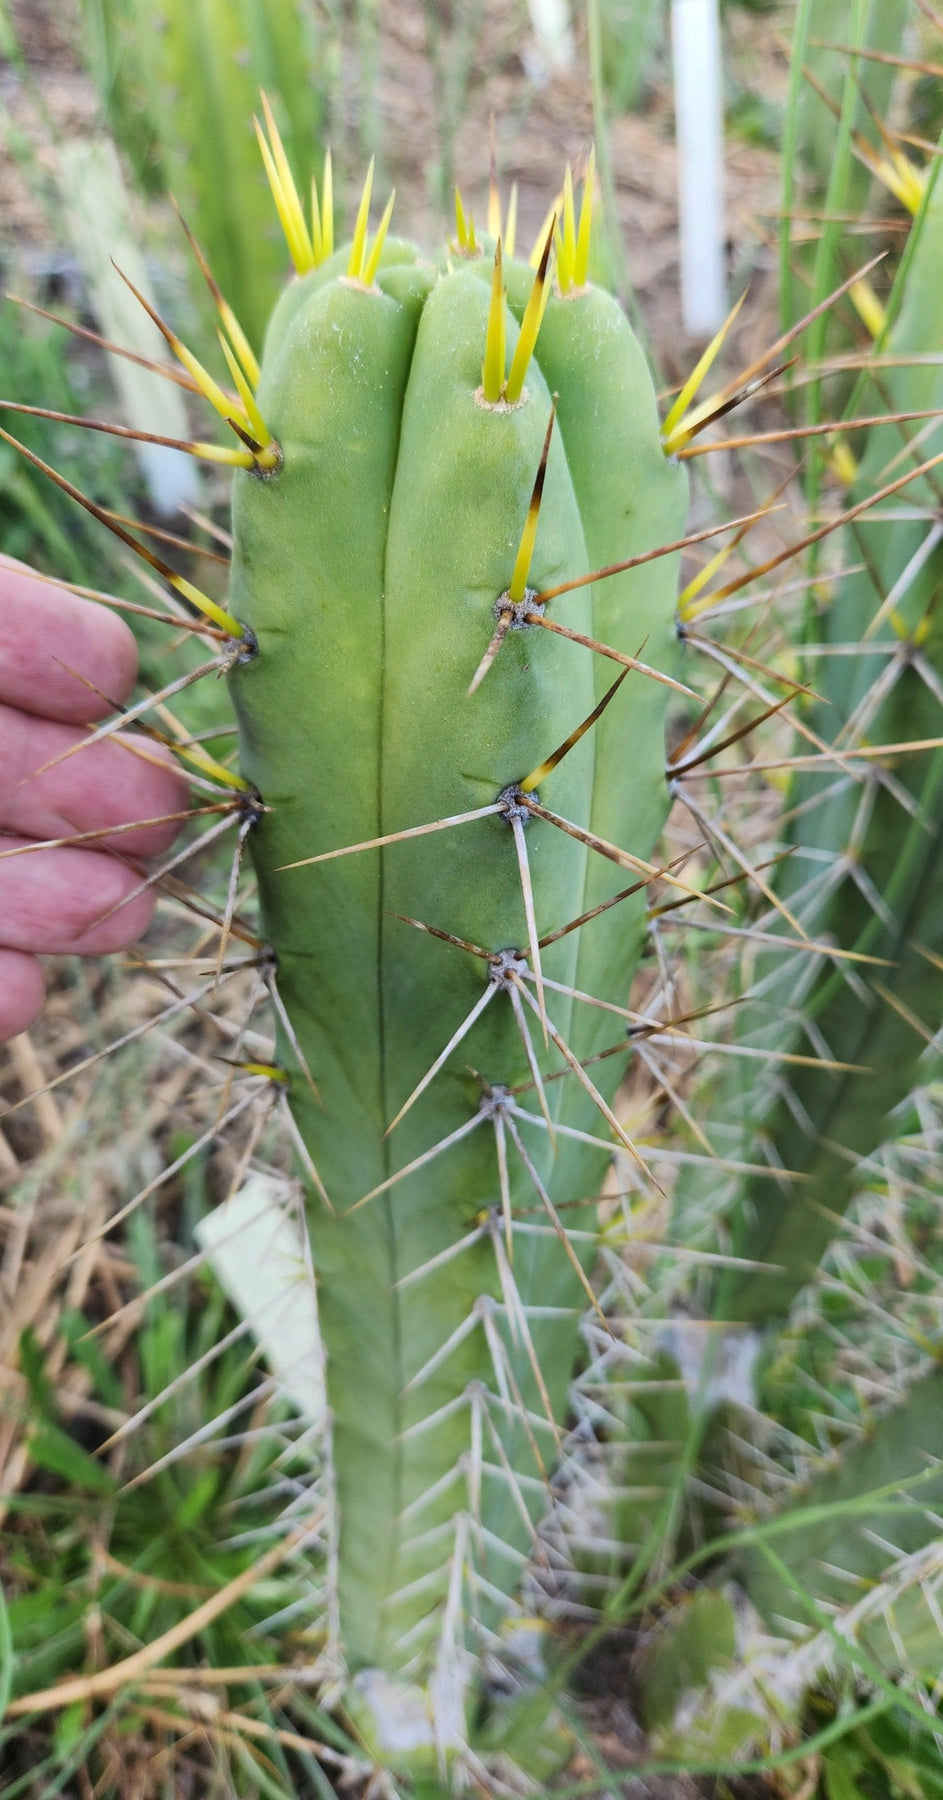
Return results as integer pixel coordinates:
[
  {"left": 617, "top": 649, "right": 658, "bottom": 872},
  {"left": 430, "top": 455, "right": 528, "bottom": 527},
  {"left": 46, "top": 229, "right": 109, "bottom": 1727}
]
[
  {"left": 0, "top": 555, "right": 138, "bottom": 722},
  {"left": 0, "top": 950, "right": 46, "bottom": 1045},
  {"left": 0, "top": 703, "right": 190, "bottom": 856},
  {"left": 0, "top": 838, "right": 160, "bottom": 956}
]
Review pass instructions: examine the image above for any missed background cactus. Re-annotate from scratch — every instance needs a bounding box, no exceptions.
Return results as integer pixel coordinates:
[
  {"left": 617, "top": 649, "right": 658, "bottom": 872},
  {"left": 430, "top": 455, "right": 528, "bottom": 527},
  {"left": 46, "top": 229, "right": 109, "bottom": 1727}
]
[
  {"left": 639, "top": 35, "right": 943, "bottom": 1755},
  {"left": 669, "top": 85, "right": 943, "bottom": 1327},
  {"left": 723, "top": 168, "right": 943, "bottom": 1323},
  {"left": 80, "top": 0, "right": 331, "bottom": 345}
]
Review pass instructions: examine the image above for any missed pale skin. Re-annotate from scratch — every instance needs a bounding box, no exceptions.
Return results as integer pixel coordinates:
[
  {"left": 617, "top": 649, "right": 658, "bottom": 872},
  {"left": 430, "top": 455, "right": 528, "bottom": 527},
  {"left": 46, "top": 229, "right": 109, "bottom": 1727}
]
[{"left": 0, "top": 556, "right": 189, "bottom": 1045}]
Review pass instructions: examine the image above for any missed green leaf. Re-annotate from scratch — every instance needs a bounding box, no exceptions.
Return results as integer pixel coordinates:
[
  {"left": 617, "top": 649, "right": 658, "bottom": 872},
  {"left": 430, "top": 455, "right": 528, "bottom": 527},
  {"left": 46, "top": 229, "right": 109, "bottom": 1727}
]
[
  {"left": 641, "top": 1590, "right": 737, "bottom": 1732},
  {"left": 27, "top": 1423, "right": 117, "bottom": 1495},
  {"left": 53, "top": 1702, "right": 89, "bottom": 1759},
  {"left": 0, "top": 1579, "right": 12, "bottom": 1723},
  {"left": 17, "top": 1327, "right": 56, "bottom": 1422},
  {"left": 824, "top": 1741, "right": 868, "bottom": 1800},
  {"left": 60, "top": 1311, "right": 124, "bottom": 1410}
]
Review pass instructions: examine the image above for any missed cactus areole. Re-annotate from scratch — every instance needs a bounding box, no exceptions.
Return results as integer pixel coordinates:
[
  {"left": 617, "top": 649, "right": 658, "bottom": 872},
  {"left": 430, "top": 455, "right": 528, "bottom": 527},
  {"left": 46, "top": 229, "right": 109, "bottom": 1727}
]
[{"left": 226, "top": 190, "right": 688, "bottom": 1721}]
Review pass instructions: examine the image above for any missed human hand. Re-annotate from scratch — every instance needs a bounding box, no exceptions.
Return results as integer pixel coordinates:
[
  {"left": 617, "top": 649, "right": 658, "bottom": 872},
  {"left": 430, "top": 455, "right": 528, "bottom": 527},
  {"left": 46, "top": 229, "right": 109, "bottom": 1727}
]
[{"left": 1, "top": 556, "right": 190, "bottom": 1044}]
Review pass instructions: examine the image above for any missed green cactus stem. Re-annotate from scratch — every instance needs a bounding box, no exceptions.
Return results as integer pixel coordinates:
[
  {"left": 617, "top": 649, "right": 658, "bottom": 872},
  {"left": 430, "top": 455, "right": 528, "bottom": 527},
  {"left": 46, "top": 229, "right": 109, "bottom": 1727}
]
[
  {"left": 672, "top": 158, "right": 943, "bottom": 1330},
  {"left": 224, "top": 158, "right": 688, "bottom": 1691}
]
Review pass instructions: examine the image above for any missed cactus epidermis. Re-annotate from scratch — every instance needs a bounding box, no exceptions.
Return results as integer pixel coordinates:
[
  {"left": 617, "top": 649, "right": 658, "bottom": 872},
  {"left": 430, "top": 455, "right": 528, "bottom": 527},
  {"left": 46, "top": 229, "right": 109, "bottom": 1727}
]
[{"left": 227, "top": 201, "right": 688, "bottom": 1688}]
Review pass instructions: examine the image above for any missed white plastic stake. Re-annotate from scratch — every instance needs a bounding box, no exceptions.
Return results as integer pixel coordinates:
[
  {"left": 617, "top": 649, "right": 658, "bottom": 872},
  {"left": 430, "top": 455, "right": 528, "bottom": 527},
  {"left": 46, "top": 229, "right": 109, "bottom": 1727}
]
[
  {"left": 195, "top": 1176, "right": 325, "bottom": 1427},
  {"left": 671, "top": 0, "right": 726, "bottom": 337},
  {"left": 526, "top": 0, "right": 575, "bottom": 73},
  {"left": 58, "top": 138, "right": 201, "bottom": 518}
]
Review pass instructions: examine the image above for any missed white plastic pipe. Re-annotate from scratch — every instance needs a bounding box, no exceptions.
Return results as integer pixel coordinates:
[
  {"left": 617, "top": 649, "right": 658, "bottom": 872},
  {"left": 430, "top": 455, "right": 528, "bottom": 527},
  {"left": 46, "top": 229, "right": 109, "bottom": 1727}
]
[
  {"left": 671, "top": 0, "right": 726, "bottom": 337},
  {"left": 526, "top": 0, "right": 575, "bottom": 73}
]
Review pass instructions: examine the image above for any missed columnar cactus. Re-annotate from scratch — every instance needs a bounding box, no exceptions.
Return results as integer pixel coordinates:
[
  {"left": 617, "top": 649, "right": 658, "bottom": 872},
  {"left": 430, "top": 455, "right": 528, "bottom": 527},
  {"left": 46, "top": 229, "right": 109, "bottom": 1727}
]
[
  {"left": 0, "top": 123, "right": 698, "bottom": 1758},
  {"left": 670, "top": 151, "right": 943, "bottom": 1330},
  {"left": 223, "top": 150, "right": 688, "bottom": 1714}
]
